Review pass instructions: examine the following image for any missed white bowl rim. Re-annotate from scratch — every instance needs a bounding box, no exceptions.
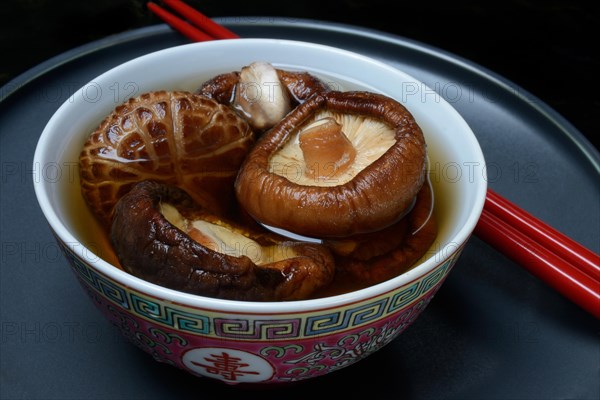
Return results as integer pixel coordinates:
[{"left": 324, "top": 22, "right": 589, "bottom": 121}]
[{"left": 33, "top": 38, "right": 487, "bottom": 314}]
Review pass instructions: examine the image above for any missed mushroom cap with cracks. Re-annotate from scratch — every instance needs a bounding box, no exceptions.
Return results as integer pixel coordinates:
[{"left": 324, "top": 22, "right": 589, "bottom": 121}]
[{"left": 79, "top": 91, "right": 255, "bottom": 229}]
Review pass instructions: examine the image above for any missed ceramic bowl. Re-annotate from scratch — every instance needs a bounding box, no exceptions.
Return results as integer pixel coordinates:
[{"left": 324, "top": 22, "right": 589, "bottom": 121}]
[{"left": 33, "top": 39, "right": 486, "bottom": 385}]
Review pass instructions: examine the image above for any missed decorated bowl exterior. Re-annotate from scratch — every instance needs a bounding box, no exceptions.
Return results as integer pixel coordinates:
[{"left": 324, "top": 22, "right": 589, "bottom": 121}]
[
  {"left": 58, "top": 235, "right": 462, "bottom": 384},
  {"left": 34, "top": 39, "right": 487, "bottom": 385}
]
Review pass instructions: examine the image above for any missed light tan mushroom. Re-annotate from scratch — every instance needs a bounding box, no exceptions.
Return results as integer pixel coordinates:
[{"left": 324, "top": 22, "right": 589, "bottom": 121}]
[{"left": 232, "top": 61, "right": 293, "bottom": 131}]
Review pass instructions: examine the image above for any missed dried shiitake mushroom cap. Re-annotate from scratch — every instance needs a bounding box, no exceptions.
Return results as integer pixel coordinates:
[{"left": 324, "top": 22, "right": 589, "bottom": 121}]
[
  {"left": 198, "top": 61, "right": 330, "bottom": 131},
  {"left": 79, "top": 90, "right": 254, "bottom": 228},
  {"left": 235, "top": 91, "right": 427, "bottom": 238},
  {"left": 111, "top": 181, "right": 335, "bottom": 301}
]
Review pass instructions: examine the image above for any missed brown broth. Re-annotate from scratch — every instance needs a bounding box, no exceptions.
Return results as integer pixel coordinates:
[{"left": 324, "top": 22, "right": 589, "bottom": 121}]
[
  {"left": 64, "top": 71, "right": 459, "bottom": 300},
  {"left": 66, "top": 166, "right": 447, "bottom": 299}
]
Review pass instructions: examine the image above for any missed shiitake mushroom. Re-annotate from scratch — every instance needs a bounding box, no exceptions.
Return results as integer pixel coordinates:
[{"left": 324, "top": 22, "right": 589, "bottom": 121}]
[
  {"left": 235, "top": 90, "right": 428, "bottom": 238},
  {"left": 110, "top": 181, "right": 335, "bottom": 301},
  {"left": 325, "top": 181, "right": 437, "bottom": 286},
  {"left": 79, "top": 91, "right": 254, "bottom": 228},
  {"left": 198, "top": 61, "right": 330, "bottom": 131},
  {"left": 81, "top": 68, "right": 437, "bottom": 300}
]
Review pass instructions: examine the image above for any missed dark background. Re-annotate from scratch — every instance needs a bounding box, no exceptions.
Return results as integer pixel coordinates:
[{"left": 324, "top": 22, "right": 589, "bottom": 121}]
[{"left": 1, "top": 0, "right": 598, "bottom": 145}]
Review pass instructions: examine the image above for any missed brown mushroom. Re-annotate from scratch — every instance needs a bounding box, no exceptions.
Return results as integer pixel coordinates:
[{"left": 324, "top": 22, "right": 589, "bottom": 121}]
[
  {"left": 234, "top": 91, "right": 427, "bottom": 238},
  {"left": 325, "top": 181, "right": 437, "bottom": 288},
  {"left": 110, "top": 180, "right": 335, "bottom": 301},
  {"left": 198, "top": 61, "right": 330, "bottom": 131},
  {"left": 79, "top": 91, "right": 254, "bottom": 229}
]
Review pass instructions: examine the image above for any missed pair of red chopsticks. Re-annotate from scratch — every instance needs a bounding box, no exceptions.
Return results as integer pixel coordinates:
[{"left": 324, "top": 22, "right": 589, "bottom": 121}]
[
  {"left": 476, "top": 189, "right": 599, "bottom": 318},
  {"left": 147, "top": 0, "right": 600, "bottom": 318},
  {"left": 147, "top": 0, "right": 239, "bottom": 41}
]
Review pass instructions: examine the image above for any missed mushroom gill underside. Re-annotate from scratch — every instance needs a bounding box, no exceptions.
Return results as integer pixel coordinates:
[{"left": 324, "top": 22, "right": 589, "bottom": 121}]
[
  {"left": 235, "top": 90, "right": 428, "bottom": 238},
  {"left": 269, "top": 110, "right": 397, "bottom": 186},
  {"left": 110, "top": 181, "right": 335, "bottom": 301}
]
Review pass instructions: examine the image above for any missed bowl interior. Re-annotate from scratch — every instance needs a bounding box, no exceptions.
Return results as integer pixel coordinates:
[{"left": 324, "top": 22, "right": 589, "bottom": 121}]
[{"left": 33, "top": 38, "right": 486, "bottom": 310}]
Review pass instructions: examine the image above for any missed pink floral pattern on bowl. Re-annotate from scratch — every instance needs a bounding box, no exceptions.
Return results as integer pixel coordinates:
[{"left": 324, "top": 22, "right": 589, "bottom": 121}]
[{"left": 59, "top": 236, "right": 462, "bottom": 384}]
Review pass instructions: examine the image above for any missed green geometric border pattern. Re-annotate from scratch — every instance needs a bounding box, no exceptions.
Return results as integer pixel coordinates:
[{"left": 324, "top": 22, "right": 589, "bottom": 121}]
[{"left": 59, "top": 240, "right": 462, "bottom": 340}]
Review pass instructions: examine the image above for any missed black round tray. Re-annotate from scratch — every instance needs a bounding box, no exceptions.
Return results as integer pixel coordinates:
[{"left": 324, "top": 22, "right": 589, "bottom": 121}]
[{"left": 1, "top": 20, "right": 598, "bottom": 400}]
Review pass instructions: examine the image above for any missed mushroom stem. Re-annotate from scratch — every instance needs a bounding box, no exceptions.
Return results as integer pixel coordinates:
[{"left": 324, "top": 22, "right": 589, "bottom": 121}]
[
  {"left": 232, "top": 62, "right": 292, "bottom": 131},
  {"left": 299, "top": 117, "right": 357, "bottom": 181}
]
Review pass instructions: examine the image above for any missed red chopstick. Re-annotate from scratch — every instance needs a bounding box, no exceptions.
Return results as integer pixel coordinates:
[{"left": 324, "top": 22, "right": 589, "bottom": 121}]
[
  {"left": 475, "top": 203, "right": 600, "bottom": 319},
  {"left": 485, "top": 189, "right": 600, "bottom": 280},
  {"left": 163, "top": 0, "right": 239, "bottom": 39},
  {"left": 147, "top": 2, "right": 214, "bottom": 42},
  {"left": 148, "top": 1, "right": 238, "bottom": 41},
  {"left": 146, "top": 1, "right": 600, "bottom": 319}
]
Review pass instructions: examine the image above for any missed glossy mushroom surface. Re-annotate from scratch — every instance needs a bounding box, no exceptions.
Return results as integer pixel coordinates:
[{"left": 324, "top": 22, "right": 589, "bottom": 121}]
[
  {"left": 198, "top": 61, "right": 330, "bottom": 131},
  {"left": 79, "top": 91, "right": 254, "bottom": 228},
  {"left": 110, "top": 181, "right": 335, "bottom": 301},
  {"left": 235, "top": 91, "right": 428, "bottom": 238},
  {"left": 326, "top": 181, "right": 437, "bottom": 287}
]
